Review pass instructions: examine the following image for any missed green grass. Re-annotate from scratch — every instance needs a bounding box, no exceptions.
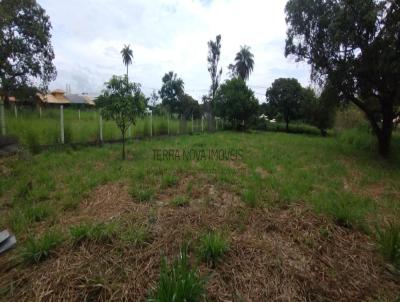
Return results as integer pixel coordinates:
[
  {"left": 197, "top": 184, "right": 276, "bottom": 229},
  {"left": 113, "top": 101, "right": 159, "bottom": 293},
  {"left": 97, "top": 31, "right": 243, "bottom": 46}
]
[
  {"left": 241, "top": 188, "right": 258, "bottom": 207},
  {"left": 312, "top": 192, "right": 374, "bottom": 231},
  {"left": 21, "top": 230, "right": 64, "bottom": 264},
  {"left": 70, "top": 222, "right": 118, "bottom": 245},
  {"left": 148, "top": 248, "right": 206, "bottom": 302},
  {"left": 197, "top": 231, "right": 230, "bottom": 266},
  {"left": 3, "top": 107, "right": 203, "bottom": 147},
  {"left": 170, "top": 195, "right": 189, "bottom": 207},
  {"left": 130, "top": 185, "right": 155, "bottom": 203},
  {"left": 1, "top": 130, "right": 400, "bottom": 272},
  {"left": 161, "top": 174, "right": 179, "bottom": 188},
  {"left": 121, "top": 225, "right": 152, "bottom": 247},
  {"left": 376, "top": 223, "right": 400, "bottom": 268}
]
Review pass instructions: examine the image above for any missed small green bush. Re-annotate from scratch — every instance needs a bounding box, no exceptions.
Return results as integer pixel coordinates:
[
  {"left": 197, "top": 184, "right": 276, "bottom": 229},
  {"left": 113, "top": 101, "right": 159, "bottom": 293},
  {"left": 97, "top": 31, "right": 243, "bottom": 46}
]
[
  {"left": 21, "top": 230, "right": 63, "bottom": 264},
  {"left": 197, "top": 231, "right": 229, "bottom": 266},
  {"left": 376, "top": 223, "right": 400, "bottom": 268},
  {"left": 149, "top": 248, "right": 205, "bottom": 302}
]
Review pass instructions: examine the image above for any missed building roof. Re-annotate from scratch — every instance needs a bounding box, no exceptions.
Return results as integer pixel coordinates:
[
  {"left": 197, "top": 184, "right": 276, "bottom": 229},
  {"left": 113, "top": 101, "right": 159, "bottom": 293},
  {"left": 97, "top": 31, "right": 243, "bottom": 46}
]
[
  {"left": 65, "top": 94, "right": 95, "bottom": 106},
  {"left": 36, "top": 92, "right": 70, "bottom": 105}
]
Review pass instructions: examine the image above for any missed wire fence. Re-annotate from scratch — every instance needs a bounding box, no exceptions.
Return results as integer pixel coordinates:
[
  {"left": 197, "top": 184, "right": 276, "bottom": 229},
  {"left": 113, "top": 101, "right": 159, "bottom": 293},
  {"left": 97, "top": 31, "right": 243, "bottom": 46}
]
[{"left": 0, "top": 102, "right": 223, "bottom": 150}]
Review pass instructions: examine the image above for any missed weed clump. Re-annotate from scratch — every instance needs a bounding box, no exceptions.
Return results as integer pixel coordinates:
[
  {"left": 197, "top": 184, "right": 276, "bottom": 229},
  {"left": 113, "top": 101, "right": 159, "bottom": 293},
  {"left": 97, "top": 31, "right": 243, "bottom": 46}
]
[
  {"left": 21, "top": 230, "right": 63, "bottom": 264},
  {"left": 197, "top": 231, "right": 229, "bottom": 267},
  {"left": 376, "top": 223, "right": 400, "bottom": 268},
  {"left": 149, "top": 248, "right": 206, "bottom": 302}
]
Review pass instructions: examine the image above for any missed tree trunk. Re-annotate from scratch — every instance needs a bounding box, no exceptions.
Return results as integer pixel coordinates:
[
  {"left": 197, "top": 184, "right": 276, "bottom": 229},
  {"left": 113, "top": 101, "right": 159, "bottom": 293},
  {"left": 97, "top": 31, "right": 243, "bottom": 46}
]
[
  {"left": 122, "top": 131, "right": 126, "bottom": 160},
  {"left": 377, "top": 105, "right": 393, "bottom": 157}
]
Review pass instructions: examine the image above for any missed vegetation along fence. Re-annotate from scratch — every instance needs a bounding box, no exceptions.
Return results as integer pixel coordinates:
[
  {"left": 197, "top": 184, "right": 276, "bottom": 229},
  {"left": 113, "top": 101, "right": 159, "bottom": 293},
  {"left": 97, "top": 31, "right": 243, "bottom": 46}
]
[{"left": 0, "top": 102, "right": 225, "bottom": 151}]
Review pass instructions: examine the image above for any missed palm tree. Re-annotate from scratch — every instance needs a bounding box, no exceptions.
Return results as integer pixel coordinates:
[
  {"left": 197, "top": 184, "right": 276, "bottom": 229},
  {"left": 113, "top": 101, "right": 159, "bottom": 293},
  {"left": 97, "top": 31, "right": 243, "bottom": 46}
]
[
  {"left": 233, "top": 45, "right": 254, "bottom": 81},
  {"left": 121, "top": 44, "right": 133, "bottom": 81}
]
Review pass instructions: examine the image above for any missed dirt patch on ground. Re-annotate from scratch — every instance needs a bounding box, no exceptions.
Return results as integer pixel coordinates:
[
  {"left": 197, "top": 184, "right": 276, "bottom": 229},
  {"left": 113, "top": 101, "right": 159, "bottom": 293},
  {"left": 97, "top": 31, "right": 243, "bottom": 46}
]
[
  {"left": 1, "top": 181, "right": 399, "bottom": 301},
  {"left": 60, "top": 182, "right": 134, "bottom": 226},
  {"left": 255, "top": 166, "right": 269, "bottom": 179}
]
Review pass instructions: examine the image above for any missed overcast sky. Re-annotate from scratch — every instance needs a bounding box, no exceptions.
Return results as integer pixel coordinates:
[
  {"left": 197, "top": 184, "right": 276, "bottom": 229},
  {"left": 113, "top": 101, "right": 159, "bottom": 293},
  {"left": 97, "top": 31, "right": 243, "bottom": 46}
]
[{"left": 38, "top": 0, "right": 310, "bottom": 102}]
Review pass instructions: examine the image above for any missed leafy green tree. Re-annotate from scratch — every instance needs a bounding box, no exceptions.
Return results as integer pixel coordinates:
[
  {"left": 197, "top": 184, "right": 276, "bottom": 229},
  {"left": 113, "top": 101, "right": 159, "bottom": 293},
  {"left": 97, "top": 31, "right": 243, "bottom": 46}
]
[
  {"left": 0, "top": 0, "right": 56, "bottom": 102},
  {"left": 229, "top": 46, "right": 255, "bottom": 81},
  {"left": 96, "top": 75, "right": 145, "bottom": 159},
  {"left": 121, "top": 44, "right": 133, "bottom": 81},
  {"left": 214, "top": 78, "right": 259, "bottom": 130},
  {"left": 302, "top": 86, "right": 336, "bottom": 136},
  {"left": 159, "top": 71, "right": 184, "bottom": 115},
  {"left": 285, "top": 0, "right": 400, "bottom": 156},
  {"left": 266, "top": 78, "right": 303, "bottom": 132},
  {"left": 180, "top": 94, "right": 201, "bottom": 119}
]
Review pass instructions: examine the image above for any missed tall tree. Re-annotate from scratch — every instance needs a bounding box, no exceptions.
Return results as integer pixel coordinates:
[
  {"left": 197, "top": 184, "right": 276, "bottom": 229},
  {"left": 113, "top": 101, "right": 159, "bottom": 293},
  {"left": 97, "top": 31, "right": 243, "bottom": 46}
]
[
  {"left": 159, "top": 71, "right": 184, "bottom": 114},
  {"left": 229, "top": 46, "right": 254, "bottom": 81},
  {"left": 0, "top": 0, "right": 56, "bottom": 101},
  {"left": 266, "top": 78, "right": 303, "bottom": 132},
  {"left": 96, "top": 75, "right": 145, "bottom": 159},
  {"left": 215, "top": 78, "right": 259, "bottom": 130},
  {"left": 207, "top": 35, "right": 222, "bottom": 105},
  {"left": 121, "top": 44, "right": 133, "bottom": 81},
  {"left": 285, "top": 0, "right": 400, "bottom": 156}
]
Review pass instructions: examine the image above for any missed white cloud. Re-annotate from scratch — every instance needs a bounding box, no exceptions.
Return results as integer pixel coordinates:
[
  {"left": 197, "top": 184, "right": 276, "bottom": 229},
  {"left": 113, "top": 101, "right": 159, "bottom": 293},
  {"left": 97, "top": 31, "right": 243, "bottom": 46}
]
[{"left": 39, "top": 0, "right": 310, "bottom": 101}]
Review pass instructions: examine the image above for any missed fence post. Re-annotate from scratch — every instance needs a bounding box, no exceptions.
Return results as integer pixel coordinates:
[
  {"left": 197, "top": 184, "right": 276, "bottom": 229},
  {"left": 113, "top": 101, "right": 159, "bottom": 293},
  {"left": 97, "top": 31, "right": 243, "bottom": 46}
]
[
  {"left": 150, "top": 111, "right": 153, "bottom": 137},
  {"left": 167, "top": 114, "right": 170, "bottom": 135},
  {"left": 39, "top": 106, "right": 42, "bottom": 118},
  {"left": 177, "top": 115, "right": 180, "bottom": 135},
  {"left": 128, "top": 125, "right": 131, "bottom": 139},
  {"left": 14, "top": 104, "right": 17, "bottom": 118},
  {"left": 99, "top": 111, "right": 103, "bottom": 143},
  {"left": 215, "top": 117, "right": 218, "bottom": 131},
  {"left": 201, "top": 116, "right": 204, "bottom": 132},
  {"left": 78, "top": 109, "right": 81, "bottom": 120},
  {"left": 191, "top": 114, "right": 194, "bottom": 133},
  {"left": 0, "top": 100, "right": 5, "bottom": 136},
  {"left": 60, "top": 105, "right": 65, "bottom": 144}
]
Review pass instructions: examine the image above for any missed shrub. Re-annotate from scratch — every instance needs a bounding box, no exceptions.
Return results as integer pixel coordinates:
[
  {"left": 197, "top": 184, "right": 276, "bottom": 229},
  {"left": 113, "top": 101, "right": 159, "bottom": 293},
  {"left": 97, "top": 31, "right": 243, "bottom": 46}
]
[
  {"left": 376, "top": 223, "right": 400, "bottom": 268},
  {"left": 197, "top": 231, "right": 229, "bottom": 266},
  {"left": 21, "top": 230, "right": 63, "bottom": 264},
  {"left": 149, "top": 248, "right": 205, "bottom": 302}
]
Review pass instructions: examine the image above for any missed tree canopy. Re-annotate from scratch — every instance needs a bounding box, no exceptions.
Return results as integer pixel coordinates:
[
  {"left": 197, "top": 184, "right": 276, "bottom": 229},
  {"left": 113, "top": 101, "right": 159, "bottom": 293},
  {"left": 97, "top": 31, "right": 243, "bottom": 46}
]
[
  {"left": 96, "top": 75, "right": 146, "bottom": 159},
  {"left": 207, "top": 35, "right": 223, "bottom": 104},
  {"left": 215, "top": 78, "right": 259, "bottom": 130},
  {"left": 159, "top": 71, "right": 184, "bottom": 114},
  {"left": 121, "top": 44, "right": 133, "bottom": 80},
  {"left": 0, "top": 0, "right": 56, "bottom": 100},
  {"left": 228, "top": 46, "right": 255, "bottom": 81},
  {"left": 285, "top": 0, "right": 400, "bottom": 156},
  {"left": 266, "top": 78, "right": 304, "bottom": 131}
]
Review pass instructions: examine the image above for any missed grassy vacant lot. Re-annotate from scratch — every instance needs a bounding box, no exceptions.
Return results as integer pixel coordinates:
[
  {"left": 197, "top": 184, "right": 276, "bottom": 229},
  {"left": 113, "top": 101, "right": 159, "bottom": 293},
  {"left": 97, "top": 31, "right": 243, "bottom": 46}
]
[{"left": 0, "top": 131, "right": 399, "bottom": 301}]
